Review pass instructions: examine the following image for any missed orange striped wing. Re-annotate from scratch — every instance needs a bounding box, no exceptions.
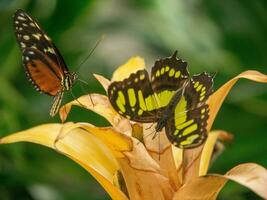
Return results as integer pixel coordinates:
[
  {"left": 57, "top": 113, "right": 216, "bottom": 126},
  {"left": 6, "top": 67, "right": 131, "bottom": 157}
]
[{"left": 22, "top": 48, "right": 62, "bottom": 96}]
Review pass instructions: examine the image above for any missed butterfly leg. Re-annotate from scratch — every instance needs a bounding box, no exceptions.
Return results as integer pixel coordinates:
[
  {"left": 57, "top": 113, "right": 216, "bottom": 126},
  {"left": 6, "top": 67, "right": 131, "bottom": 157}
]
[{"left": 50, "top": 91, "right": 64, "bottom": 117}]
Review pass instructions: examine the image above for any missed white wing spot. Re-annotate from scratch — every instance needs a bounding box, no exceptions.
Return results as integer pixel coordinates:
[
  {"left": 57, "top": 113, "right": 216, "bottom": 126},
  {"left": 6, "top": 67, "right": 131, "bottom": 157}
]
[
  {"left": 20, "top": 42, "right": 26, "bottom": 48},
  {"left": 22, "top": 23, "right": 28, "bottom": 27},
  {"left": 29, "top": 51, "right": 35, "bottom": 55},
  {"left": 25, "top": 56, "right": 30, "bottom": 61},
  {"left": 23, "top": 35, "right": 30, "bottom": 40},
  {"left": 34, "top": 23, "right": 40, "bottom": 29},
  {"left": 17, "top": 16, "right": 26, "bottom": 21},
  {"left": 19, "top": 27, "right": 23, "bottom": 31},
  {"left": 19, "top": 12, "right": 25, "bottom": 17},
  {"left": 15, "top": 21, "right": 19, "bottom": 24},
  {"left": 30, "top": 22, "right": 35, "bottom": 27},
  {"left": 44, "top": 34, "right": 50, "bottom": 41},
  {"left": 32, "top": 33, "right": 42, "bottom": 40},
  {"left": 47, "top": 47, "right": 55, "bottom": 54},
  {"left": 31, "top": 45, "right": 37, "bottom": 49}
]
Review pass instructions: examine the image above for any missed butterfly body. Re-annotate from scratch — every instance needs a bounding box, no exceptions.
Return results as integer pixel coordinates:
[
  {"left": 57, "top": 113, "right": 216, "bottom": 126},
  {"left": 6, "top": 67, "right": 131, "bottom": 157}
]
[
  {"left": 62, "top": 71, "right": 78, "bottom": 91},
  {"left": 14, "top": 9, "right": 77, "bottom": 116},
  {"left": 108, "top": 51, "right": 214, "bottom": 148}
]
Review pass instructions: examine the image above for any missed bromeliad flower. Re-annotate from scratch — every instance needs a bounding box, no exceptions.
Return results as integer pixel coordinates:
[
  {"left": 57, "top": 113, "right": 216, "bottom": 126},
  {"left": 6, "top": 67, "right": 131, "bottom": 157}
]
[{"left": 1, "top": 55, "right": 267, "bottom": 199}]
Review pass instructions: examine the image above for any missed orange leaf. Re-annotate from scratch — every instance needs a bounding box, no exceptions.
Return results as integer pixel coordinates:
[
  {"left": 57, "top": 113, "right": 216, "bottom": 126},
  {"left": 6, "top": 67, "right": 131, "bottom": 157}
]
[
  {"left": 208, "top": 70, "right": 267, "bottom": 130},
  {"left": 174, "top": 163, "right": 267, "bottom": 199}
]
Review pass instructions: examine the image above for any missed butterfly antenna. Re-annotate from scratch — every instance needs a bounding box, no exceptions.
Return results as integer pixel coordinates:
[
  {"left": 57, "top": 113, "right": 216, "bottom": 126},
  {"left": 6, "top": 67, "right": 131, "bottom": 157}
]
[
  {"left": 136, "top": 126, "right": 157, "bottom": 145},
  {"left": 75, "top": 34, "right": 105, "bottom": 72},
  {"left": 211, "top": 70, "right": 218, "bottom": 79},
  {"left": 157, "top": 131, "right": 161, "bottom": 162},
  {"left": 76, "top": 79, "right": 95, "bottom": 106},
  {"left": 70, "top": 89, "right": 88, "bottom": 110}
]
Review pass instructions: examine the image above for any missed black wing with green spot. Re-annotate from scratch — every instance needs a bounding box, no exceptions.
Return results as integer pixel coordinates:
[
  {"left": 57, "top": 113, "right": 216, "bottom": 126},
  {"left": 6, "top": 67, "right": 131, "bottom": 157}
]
[
  {"left": 165, "top": 72, "right": 214, "bottom": 148},
  {"left": 108, "top": 70, "right": 158, "bottom": 122},
  {"left": 151, "top": 51, "right": 189, "bottom": 93},
  {"left": 150, "top": 51, "right": 189, "bottom": 109}
]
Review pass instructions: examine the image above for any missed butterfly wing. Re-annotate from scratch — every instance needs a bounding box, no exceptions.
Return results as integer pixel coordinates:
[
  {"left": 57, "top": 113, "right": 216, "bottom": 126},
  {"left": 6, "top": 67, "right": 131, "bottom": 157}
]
[
  {"left": 165, "top": 72, "right": 214, "bottom": 148},
  {"left": 108, "top": 51, "right": 190, "bottom": 123},
  {"left": 151, "top": 51, "right": 189, "bottom": 108},
  {"left": 22, "top": 48, "right": 62, "bottom": 95},
  {"left": 108, "top": 70, "right": 159, "bottom": 122},
  {"left": 13, "top": 9, "right": 69, "bottom": 75}
]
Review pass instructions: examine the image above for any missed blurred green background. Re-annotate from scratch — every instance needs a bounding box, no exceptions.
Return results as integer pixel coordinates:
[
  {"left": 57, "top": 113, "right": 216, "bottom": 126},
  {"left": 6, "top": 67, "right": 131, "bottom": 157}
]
[{"left": 0, "top": 0, "right": 267, "bottom": 199}]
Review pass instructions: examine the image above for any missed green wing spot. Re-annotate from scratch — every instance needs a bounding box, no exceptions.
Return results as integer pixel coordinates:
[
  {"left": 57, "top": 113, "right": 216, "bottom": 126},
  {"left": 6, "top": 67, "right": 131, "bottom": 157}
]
[
  {"left": 118, "top": 91, "right": 125, "bottom": 104},
  {"left": 193, "top": 81, "right": 199, "bottom": 88},
  {"left": 128, "top": 88, "right": 136, "bottom": 107},
  {"left": 175, "top": 71, "right": 181, "bottom": 78},
  {"left": 165, "top": 65, "right": 170, "bottom": 71},
  {"left": 176, "top": 119, "right": 194, "bottom": 130},
  {"left": 182, "top": 124, "right": 198, "bottom": 136},
  {"left": 196, "top": 84, "right": 203, "bottom": 92},
  {"left": 116, "top": 97, "right": 125, "bottom": 113},
  {"left": 145, "top": 95, "right": 158, "bottom": 111},
  {"left": 157, "top": 90, "right": 175, "bottom": 107},
  {"left": 169, "top": 68, "right": 175, "bottom": 77},
  {"left": 138, "top": 109, "right": 143, "bottom": 115},
  {"left": 138, "top": 90, "right": 147, "bottom": 111},
  {"left": 156, "top": 70, "right": 160, "bottom": 77},
  {"left": 174, "top": 96, "right": 187, "bottom": 126},
  {"left": 161, "top": 67, "right": 165, "bottom": 75},
  {"left": 180, "top": 134, "right": 199, "bottom": 146},
  {"left": 116, "top": 91, "right": 126, "bottom": 113}
]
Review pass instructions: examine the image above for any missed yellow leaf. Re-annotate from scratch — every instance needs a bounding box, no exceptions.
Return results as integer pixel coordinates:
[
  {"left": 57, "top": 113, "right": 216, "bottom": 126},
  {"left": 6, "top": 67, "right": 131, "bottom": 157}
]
[
  {"left": 208, "top": 70, "right": 267, "bottom": 130},
  {"left": 199, "top": 130, "right": 229, "bottom": 176},
  {"left": 59, "top": 94, "right": 131, "bottom": 134},
  {"left": 111, "top": 57, "right": 146, "bottom": 82},
  {"left": 79, "top": 123, "right": 133, "bottom": 158},
  {"left": 0, "top": 123, "right": 128, "bottom": 200}
]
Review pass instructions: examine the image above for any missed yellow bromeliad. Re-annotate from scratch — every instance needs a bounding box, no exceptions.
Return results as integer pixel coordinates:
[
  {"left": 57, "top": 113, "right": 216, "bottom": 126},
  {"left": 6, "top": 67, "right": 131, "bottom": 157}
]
[{"left": 1, "top": 55, "right": 267, "bottom": 200}]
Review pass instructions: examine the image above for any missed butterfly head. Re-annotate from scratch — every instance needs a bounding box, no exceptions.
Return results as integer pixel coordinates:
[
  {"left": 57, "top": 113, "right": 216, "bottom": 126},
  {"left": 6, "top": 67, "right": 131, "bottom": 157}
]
[
  {"left": 63, "top": 71, "right": 78, "bottom": 91},
  {"left": 155, "top": 114, "right": 168, "bottom": 132},
  {"left": 70, "top": 72, "right": 78, "bottom": 82}
]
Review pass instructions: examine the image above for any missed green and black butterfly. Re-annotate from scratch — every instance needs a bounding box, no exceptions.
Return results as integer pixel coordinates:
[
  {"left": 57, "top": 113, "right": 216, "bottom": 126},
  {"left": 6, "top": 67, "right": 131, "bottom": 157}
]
[{"left": 108, "top": 51, "right": 214, "bottom": 148}]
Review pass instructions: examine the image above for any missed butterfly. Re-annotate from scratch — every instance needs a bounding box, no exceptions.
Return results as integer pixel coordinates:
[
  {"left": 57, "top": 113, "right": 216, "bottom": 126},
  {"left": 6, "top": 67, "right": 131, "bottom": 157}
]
[
  {"left": 108, "top": 51, "right": 214, "bottom": 148},
  {"left": 13, "top": 9, "right": 78, "bottom": 117}
]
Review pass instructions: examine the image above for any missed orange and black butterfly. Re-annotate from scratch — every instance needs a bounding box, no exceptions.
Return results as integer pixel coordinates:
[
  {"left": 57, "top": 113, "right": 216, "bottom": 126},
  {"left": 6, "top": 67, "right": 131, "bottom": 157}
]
[{"left": 13, "top": 9, "right": 78, "bottom": 116}]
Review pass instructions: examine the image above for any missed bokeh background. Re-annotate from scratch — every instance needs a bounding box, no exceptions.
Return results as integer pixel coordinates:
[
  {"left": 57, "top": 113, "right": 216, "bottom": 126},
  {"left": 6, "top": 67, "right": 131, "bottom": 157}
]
[{"left": 0, "top": 0, "right": 267, "bottom": 199}]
